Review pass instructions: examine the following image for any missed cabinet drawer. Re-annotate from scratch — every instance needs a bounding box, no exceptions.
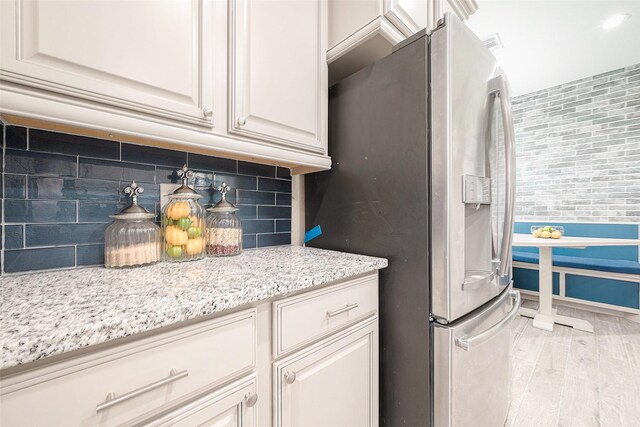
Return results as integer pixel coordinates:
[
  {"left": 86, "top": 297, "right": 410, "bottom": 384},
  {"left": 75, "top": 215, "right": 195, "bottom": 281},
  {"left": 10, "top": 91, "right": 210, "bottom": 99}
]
[
  {"left": 273, "top": 273, "right": 378, "bottom": 356},
  {"left": 0, "top": 309, "right": 256, "bottom": 427}
]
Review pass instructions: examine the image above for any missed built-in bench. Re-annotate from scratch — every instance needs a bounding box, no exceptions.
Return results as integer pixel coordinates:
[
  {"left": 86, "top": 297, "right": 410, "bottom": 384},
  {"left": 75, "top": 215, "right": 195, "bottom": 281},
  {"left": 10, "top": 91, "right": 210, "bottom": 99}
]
[{"left": 512, "top": 222, "right": 640, "bottom": 322}]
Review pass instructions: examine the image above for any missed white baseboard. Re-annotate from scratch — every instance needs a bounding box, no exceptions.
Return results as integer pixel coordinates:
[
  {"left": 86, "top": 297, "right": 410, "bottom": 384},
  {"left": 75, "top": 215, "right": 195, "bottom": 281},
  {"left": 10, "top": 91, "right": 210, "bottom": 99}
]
[
  {"left": 516, "top": 288, "right": 640, "bottom": 323},
  {"left": 514, "top": 262, "right": 640, "bottom": 317}
]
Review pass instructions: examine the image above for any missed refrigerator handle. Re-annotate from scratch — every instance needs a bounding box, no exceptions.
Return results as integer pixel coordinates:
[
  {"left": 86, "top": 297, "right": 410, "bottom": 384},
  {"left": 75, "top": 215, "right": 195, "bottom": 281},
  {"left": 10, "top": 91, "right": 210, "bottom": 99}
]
[
  {"left": 455, "top": 290, "right": 521, "bottom": 351},
  {"left": 489, "top": 74, "right": 517, "bottom": 279}
]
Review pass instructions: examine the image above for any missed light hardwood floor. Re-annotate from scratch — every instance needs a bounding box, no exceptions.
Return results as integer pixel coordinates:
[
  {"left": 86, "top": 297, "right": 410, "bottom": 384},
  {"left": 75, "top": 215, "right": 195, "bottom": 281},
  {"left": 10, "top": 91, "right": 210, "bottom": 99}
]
[{"left": 508, "top": 299, "right": 640, "bottom": 427}]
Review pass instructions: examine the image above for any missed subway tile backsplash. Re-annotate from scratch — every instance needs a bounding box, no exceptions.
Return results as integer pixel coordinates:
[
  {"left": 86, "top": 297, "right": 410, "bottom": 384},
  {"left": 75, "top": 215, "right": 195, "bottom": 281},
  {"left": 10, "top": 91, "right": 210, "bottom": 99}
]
[
  {"left": 1, "top": 126, "right": 292, "bottom": 274},
  {"left": 513, "top": 63, "right": 640, "bottom": 223}
]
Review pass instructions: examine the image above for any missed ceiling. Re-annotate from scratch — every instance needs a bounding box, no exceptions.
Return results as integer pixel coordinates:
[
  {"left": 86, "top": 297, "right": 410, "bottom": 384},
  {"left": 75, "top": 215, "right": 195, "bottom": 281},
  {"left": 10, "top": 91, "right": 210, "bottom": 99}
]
[{"left": 465, "top": 1, "right": 640, "bottom": 96}]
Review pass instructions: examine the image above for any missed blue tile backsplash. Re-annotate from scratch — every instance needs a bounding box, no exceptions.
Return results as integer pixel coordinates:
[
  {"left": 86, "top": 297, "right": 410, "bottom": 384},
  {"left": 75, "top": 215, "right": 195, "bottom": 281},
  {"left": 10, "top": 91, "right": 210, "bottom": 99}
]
[{"left": 1, "top": 124, "right": 292, "bottom": 273}]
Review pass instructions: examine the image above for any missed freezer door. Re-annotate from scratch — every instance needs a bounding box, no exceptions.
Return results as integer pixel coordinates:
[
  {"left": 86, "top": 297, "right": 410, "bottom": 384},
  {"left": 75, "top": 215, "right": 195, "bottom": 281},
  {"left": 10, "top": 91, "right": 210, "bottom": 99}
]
[
  {"left": 430, "top": 13, "right": 517, "bottom": 322},
  {"left": 433, "top": 287, "right": 521, "bottom": 427}
]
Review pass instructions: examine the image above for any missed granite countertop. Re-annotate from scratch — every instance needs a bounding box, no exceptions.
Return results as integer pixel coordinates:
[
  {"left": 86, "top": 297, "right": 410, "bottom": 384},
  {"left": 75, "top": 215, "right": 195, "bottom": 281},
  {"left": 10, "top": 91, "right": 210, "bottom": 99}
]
[{"left": 0, "top": 246, "right": 387, "bottom": 371}]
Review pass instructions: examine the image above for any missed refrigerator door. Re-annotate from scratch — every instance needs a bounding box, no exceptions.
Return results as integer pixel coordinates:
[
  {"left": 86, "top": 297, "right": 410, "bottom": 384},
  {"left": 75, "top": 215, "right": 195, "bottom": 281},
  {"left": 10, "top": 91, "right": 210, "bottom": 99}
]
[
  {"left": 433, "top": 287, "right": 521, "bottom": 427},
  {"left": 430, "top": 13, "right": 517, "bottom": 322}
]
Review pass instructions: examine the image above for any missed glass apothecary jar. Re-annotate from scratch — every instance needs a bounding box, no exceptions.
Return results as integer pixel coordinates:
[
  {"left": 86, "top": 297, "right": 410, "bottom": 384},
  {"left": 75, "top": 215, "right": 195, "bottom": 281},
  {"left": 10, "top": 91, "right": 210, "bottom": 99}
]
[
  {"left": 206, "top": 183, "right": 243, "bottom": 257},
  {"left": 105, "top": 181, "right": 161, "bottom": 268},
  {"left": 162, "top": 165, "right": 206, "bottom": 262}
]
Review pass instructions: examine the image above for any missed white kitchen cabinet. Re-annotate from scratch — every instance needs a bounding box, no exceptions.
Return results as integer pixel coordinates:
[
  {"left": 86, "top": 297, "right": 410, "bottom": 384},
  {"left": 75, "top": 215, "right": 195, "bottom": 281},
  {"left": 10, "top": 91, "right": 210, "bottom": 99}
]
[
  {"left": 328, "top": 0, "right": 478, "bottom": 85},
  {"left": 327, "top": 0, "right": 402, "bottom": 66},
  {"left": 436, "top": 0, "right": 479, "bottom": 23},
  {"left": 327, "top": 0, "right": 428, "bottom": 64},
  {"left": 384, "top": 0, "right": 430, "bottom": 36},
  {"left": 146, "top": 375, "right": 258, "bottom": 427},
  {"left": 273, "top": 318, "right": 379, "bottom": 427},
  {"left": 229, "top": 0, "right": 327, "bottom": 154},
  {"left": 326, "top": 0, "right": 426, "bottom": 85},
  {"left": 0, "top": 0, "right": 331, "bottom": 173},
  {"left": 0, "top": 0, "right": 215, "bottom": 127},
  {"left": 0, "top": 310, "right": 257, "bottom": 427},
  {"left": 0, "top": 273, "right": 380, "bottom": 427}
]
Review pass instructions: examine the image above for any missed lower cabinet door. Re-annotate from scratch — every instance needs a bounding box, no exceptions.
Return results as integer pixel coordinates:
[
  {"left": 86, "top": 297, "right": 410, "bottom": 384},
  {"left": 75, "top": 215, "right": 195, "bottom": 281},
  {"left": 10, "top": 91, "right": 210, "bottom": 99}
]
[
  {"left": 274, "top": 318, "right": 378, "bottom": 427},
  {"left": 146, "top": 375, "right": 258, "bottom": 427}
]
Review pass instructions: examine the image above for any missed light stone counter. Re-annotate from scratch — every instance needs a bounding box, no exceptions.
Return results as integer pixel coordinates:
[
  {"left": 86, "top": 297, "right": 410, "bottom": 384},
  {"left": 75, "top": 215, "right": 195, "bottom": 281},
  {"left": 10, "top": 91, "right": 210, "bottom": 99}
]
[{"left": 0, "top": 246, "right": 387, "bottom": 370}]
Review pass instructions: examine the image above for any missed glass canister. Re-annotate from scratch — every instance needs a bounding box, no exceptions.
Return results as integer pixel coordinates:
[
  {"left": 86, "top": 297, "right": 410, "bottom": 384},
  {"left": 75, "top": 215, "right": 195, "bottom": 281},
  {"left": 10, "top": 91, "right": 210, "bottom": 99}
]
[
  {"left": 162, "top": 165, "right": 206, "bottom": 261},
  {"left": 104, "top": 181, "right": 161, "bottom": 268},
  {"left": 206, "top": 183, "right": 243, "bottom": 256}
]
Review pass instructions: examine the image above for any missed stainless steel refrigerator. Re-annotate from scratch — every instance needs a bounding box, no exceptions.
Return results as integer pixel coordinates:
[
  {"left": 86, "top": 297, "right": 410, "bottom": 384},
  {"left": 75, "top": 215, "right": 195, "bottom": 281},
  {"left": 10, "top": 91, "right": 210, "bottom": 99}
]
[{"left": 305, "top": 13, "right": 521, "bottom": 427}]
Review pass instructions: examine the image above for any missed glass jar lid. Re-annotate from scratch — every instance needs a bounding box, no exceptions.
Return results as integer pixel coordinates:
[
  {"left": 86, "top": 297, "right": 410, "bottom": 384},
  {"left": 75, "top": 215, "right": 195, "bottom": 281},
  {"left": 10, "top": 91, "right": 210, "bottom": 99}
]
[
  {"left": 207, "top": 182, "right": 239, "bottom": 213},
  {"left": 111, "top": 181, "right": 155, "bottom": 220},
  {"left": 169, "top": 165, "right": 202, "bottom": 200}
]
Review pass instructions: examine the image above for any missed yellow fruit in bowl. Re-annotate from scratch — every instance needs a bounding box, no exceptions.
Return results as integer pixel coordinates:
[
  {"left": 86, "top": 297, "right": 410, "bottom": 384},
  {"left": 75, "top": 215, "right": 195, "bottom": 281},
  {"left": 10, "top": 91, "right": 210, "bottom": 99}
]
[
  {"left": 189, "top": 215, "right": 203, "bottom": 228},
  {"left": 185, "top": 237, "right": 204, "bottom": 255},
  {"left": 167, "top": 201, "right": 190, "bottom": 220},
  {"left": 533, "top": 229, "right": 542, "bottom": 238},
  {"left": 551, "top": 231, "right": 562, "bottom": 239},
  {"left": 541, "top": 231, "right": 551, "bottom": 239},
  {"left": 165, "top": 225, "right": 188, "bottom": 246}
]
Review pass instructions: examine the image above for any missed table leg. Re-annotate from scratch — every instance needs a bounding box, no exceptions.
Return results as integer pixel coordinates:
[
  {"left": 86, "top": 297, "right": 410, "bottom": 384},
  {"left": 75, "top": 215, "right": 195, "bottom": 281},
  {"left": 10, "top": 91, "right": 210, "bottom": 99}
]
[
  {"left": 532, "top": 246, "right": 555, "bottom": 331},
  {"left": 520, "top": 245, "right": 595, "bottom": 333}
]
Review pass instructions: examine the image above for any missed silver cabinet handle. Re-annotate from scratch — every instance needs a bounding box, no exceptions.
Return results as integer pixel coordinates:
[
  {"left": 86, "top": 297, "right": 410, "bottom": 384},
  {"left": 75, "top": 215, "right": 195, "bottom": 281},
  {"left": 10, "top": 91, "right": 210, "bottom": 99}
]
[
  {"left": 96, "top": 368, "right": 188, "bottom": 412},
  {"left": 488, "top": 73, "right": 516, "bottom": 279},
  {"left": 244, "top": 392, "right": 258, "bottom": 407},
  {"left": 237, "top": 117, "right": 247, "bottom": 126},
  {"left": 326, "top": 303, "right": 359, "bottom": 318},
  {"left": 202, "top": 107, "right": 213, "bottom": 118},
  {"left": 284, "top": 371, "right": 297, "bottom": 384},
  {"left": 455, "top": 290, "right": 521, "bottom": 351}
]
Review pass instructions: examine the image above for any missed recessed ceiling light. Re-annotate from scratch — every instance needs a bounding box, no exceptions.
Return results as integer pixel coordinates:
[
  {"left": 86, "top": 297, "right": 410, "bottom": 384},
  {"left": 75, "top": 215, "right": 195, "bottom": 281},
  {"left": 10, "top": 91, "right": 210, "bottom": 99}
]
[{"left": 602, "top": 13, "right": 631, "bottom": 30}]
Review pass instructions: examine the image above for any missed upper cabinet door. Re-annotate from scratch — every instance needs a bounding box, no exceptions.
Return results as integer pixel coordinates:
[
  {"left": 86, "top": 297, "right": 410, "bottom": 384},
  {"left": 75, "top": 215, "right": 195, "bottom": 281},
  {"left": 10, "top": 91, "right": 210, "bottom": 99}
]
[
  {"left": 0, "top": 0, "right": 214, "bottom": 127},
  {"left": 384, "top": 0, "right": 429, "bottom": 35},
  {"left": 229, "top": 0, "right": 327, "bottom": 154}
]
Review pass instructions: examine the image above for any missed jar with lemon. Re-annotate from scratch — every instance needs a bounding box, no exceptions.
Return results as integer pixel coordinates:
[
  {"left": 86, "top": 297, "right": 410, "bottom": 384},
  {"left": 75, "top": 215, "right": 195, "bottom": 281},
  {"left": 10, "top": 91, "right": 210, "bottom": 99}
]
[{"left": 162, "top": 165, "right": 206, "bottom": 261}]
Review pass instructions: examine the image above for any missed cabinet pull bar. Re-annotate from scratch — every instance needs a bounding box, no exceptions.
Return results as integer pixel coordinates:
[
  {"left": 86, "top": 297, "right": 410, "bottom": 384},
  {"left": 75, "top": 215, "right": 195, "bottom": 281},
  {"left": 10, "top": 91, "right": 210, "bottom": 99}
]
[
  {"left": 96, "top": 368, "right": 189, "bottom": 412},
  {"left": 326, "top": 303, "right": 359, "bottom": 318}
]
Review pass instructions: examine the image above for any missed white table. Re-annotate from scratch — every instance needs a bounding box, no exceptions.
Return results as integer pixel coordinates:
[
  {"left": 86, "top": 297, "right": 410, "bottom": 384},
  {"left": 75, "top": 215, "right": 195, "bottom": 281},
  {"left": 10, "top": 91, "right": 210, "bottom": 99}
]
[{"left": 512, "top": 233, "right": 640, "bottom": 333}]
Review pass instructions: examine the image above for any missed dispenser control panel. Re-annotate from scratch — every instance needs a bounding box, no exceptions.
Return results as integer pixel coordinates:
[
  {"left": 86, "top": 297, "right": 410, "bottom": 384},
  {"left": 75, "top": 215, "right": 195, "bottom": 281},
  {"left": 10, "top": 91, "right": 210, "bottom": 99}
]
[{"left": 462, "top": 175, "right": 491, "bottom": 204}]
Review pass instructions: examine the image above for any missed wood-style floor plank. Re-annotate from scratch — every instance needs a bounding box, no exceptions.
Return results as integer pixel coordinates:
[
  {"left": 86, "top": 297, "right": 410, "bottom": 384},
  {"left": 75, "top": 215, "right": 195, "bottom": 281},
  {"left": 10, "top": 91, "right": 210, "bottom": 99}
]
[
  {"left": 512, "top": 314, "right": 530, "bottom": 345},
  {"left": 506, "top": 356, "right": 537, "bottom": 427},
  {"left": 509, "top": 306, "right": 640, "bottom": 427},
  {"left": 556, "top": 376, "right": 600, "bottom": 427},
  {"left": 536, "top": 323, "right": 571, "bottom": 371},
  {"left": 511, "top": 363, "right": 566, "bottom": 427},
  {"left": 622, "top": 341, "right": 640, "bottom": 426},
  {"left": 513, "top": 318, "right": 551, "bottom": 363},
  {"left": 594, "top": 314, "right": 634, "bottom": 427}
]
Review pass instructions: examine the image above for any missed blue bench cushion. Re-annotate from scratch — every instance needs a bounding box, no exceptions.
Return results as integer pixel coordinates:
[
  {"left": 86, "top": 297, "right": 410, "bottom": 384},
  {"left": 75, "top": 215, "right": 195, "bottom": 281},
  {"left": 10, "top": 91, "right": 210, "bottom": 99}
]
[{"left": 512, "top": 251, "right": 640, "bottom": 275}]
